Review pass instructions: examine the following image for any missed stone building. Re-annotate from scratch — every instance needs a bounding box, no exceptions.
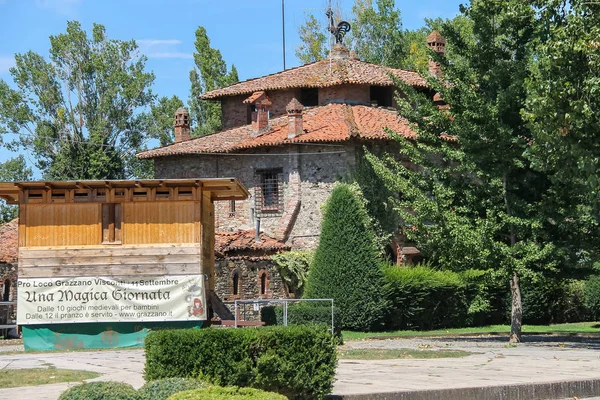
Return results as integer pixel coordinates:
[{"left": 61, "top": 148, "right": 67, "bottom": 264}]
[
  {"left": 138, "top": 34, "right": 447, "bottom": 298},
  {"left": 0, "top": 219, "right": 18, "bottom": 337},
  {"left": 0, "top": 219, "right": 17, "bottom": 303}
]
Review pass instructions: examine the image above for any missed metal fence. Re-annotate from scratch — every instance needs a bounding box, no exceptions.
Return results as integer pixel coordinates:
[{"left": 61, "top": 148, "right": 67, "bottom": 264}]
[
  {"left": 0, "top": 301, "right": 17, "bottom": 338},
  {"left": 233, "top": 298, "right": 334, "bottom": 335}
]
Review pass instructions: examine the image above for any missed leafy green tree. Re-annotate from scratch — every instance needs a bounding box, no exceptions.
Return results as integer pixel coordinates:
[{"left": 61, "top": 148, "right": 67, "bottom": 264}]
[
  {"left": 147, "top": 95, "right": 185, "bottom": 147},
  {"left": 0, "top": 155, "right": 32, "bottom": 223},
  {"left": 296, "top": 14, "right": 329, "bottom": 64},
  {"left": 524, "top": 0, "right": 600, "bottom": 266},
  {"left": 350, "top": 0, "right": 406, "bottom": 67},
  {"left": 188, "top": 27, "right": 238, "bottom": 136},
  {"left": 366, "top": 0, "right": 598, "bottom": 342},
  {"left": 304, "top": 184, "right": 387, "bottom": 331},
  {"left": 0, "top": 21, "right": 155, "bottom": 180}
]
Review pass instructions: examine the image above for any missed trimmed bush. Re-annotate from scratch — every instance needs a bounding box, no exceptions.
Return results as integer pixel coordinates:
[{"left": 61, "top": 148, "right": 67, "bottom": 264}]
[
  {"left": 58, "top": 381, "right": 138, "bottom": 400},
  {"left": 145, "top": 326, "right": 336, "bottom": 400},
  {"left": 383, "top": 264, "right": 469, "bottom": 330},
  {"left": 167, "top": 386, "right": 287, "bottom": 400},
  {"left": 303, "top": 183, "right": 387, "bottom": 331},
  {"left": 138, "top": 378, "right": 208, "bottom": 400},
  {"left": 584, "top": 275, "right": 600, "bottom": 320},
  {"left": 520, "top": 276, "right": 588, "bottom": 324}
]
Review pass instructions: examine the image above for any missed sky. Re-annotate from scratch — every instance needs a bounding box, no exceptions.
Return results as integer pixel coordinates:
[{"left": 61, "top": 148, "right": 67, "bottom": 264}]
[{"left": 0, "top": 0, "right": 464, "bottom": 172}]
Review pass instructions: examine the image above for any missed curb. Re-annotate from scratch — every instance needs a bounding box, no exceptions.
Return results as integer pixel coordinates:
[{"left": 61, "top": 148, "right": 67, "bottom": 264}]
[{"left": 328, "top": 378, "right": 600, "bottom": 400}]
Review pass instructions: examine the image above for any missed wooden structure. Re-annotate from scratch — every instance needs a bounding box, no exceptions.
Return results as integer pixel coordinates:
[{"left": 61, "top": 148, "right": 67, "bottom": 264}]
[{"left": 0, "top": 178, "right": 249, "bottom": 317}]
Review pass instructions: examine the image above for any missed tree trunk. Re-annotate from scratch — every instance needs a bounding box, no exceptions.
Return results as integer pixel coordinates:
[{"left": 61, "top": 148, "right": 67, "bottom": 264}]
[{"left": 509, "top": 272, "right": 522, "bottom": 343}]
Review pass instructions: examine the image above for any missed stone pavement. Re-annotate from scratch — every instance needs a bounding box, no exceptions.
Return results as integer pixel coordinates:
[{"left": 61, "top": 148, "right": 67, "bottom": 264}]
[{"left": 0, "top": 335, "right": 599, "bottom": 399}]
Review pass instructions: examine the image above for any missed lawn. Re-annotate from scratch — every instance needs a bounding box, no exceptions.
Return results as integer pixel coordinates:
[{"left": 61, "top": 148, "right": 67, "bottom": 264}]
[
  {"left": 338, "top": 348, "right": 473, "bottom": 360},
  {"left": 0, "top": 368, "right": 100, "bottom": 388},
  {"left": 343, "top": 321, "right": 600, "bottom": 341}
]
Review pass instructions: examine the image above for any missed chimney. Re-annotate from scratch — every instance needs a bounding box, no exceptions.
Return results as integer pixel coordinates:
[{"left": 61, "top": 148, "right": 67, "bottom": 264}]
[
  {"left": 243, "top": 91, "right": 272, "bottom": 134},
  {"left": 330, "top": 43, "right": 350, "bottom": 60},
  {"left": 286, "top": 98, "right": 304, "bottom": 139},
  {"left": 174, "top": 107, "right": 190, "bottom": 142},
  {"left": 426, "top": 30, "right": 446, "bottom": 77}
]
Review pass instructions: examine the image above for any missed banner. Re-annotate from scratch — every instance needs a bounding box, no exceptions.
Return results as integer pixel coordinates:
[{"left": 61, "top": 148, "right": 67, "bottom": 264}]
[{"left": 17, "top": 275, "right": 207, "bottom": 325}]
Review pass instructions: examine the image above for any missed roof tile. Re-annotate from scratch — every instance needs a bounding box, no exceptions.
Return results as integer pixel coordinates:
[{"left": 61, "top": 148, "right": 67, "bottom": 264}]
[
  {"left": 138, "top": 104, "right": 416, "bottom": 159},
  {"left": 200, "top": 58, "right": 427, "bottom": 100}
]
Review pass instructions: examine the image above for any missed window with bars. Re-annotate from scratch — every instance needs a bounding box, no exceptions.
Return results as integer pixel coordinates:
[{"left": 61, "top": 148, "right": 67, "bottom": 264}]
[{"left": 255, "top": 168, "right": 283, "bottom": 215}]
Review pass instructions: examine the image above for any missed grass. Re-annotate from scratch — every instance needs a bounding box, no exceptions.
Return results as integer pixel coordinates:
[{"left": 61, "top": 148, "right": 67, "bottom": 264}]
[
  {"left": 0, "top": 367, "right": 100, "bottom": 388},
  {"left": 338, "top": 348, "right": 473, "bottom": 360},
  {"left": 343, "top": 321, "right": 600, "bottom": 341}
]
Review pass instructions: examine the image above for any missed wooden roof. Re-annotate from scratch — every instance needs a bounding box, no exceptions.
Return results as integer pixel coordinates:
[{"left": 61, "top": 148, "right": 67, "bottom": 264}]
[{"left": 0, "top": 178, "right": 249, "bottom": 204}]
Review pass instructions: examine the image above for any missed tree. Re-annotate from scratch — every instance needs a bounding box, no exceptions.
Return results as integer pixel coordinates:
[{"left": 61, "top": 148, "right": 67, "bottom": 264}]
[
  {"left": 188, "top": 27, "right": 238, "bottom": 136},
  {"left": 147, "top": 95, "right": 185, "bottom": 147},
  {"left": 0, "top": 21, "right": 155, "bottom": 180},
  {"left": 303, "top": 184, "right": 387, "bottom": 331},
  {"left": 524, "top": 0, "right": 600, "bottom": 267},
  {"left": 367, "top": 0, "right": 597, "bottom": 342},
  {"left": 0, "top": 156, "right": 32, "bottom": 223},
  {"left": 296, "top": 14, "right": 329, "bottom": 64},
  {"left": 350, "top": 0, "right": 406, "bottom": 68}
]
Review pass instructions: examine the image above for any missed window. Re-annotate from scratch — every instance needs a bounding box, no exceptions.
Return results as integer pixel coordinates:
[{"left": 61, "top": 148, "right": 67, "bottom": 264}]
[
  {"left": 3, "top": 280, "right": 10, "bottom": 301},
  {"left": 300, "top": 88, "right": 318, "bottom": 107},
  {"left": 232, "top": 271, "right": 240, "bottom": 296},
  {"left": 256, "top": 169, "right": 283, "bottom": 215},
  {"left": 370, "top": 86, "right": 393, "bottom": 107},
  {"left": 259, "top": 270, "right": 269, "bottom": 296},
  {"left": 102, "top": 203, "right": 122, "bottom": 244}
]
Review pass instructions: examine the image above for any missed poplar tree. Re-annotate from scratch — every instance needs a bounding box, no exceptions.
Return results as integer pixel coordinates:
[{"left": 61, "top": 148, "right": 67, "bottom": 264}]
[
  {"left": 0, "top": 21, "right": 155, "bottom": 180},
  {"left": 188, "top": 27, "right": 238, "bottom": 136}
]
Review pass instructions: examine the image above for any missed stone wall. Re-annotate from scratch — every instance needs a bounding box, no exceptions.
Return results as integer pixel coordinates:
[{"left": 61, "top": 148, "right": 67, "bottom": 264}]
[
  {"left": 221, "top": 89, "right": 302, "bottom": 129},
  {"left": 318, "top": 84, "right": 370, "bottom": 106},
  {"left": 0, "top": 263, "right": 17, "bottom": 302},
  {"left": 214, "top": 257, "right": 289, "bottom": 321},
  {"left": 155, "top": 142, "right": 358, "bottom": 250}
]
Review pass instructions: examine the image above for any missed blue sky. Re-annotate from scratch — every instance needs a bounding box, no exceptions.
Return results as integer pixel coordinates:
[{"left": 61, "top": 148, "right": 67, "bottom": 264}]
[{"left": 0, "top": 0, "right": 464, "bottom": 172}]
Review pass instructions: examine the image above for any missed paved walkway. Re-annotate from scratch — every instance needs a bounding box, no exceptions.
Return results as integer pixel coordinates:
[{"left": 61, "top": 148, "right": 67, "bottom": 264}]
[{"left": 0, "top": 335, "right": 600, "bottom": 399}]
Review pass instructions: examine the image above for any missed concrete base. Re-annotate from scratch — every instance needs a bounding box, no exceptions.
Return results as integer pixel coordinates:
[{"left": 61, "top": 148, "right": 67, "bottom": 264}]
[{"left": 328, "top": 378, "right": 600, "bottom": 400}]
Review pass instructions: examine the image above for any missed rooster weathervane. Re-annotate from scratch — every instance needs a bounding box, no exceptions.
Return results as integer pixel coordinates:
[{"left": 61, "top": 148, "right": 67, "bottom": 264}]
[{"left": 326, "top": 7, "right": 351, "bottom": 44}]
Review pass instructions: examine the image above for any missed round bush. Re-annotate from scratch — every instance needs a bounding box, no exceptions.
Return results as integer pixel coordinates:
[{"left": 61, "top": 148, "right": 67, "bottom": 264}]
[
  {"left": 167, "top": 386, "right": 288, "bottom": 400},
  {"left": 58, "top": 381, "right": 138, "bottom": 400},
  {"left": 138, "top": 378, "right": 208, "bottom": 400}
]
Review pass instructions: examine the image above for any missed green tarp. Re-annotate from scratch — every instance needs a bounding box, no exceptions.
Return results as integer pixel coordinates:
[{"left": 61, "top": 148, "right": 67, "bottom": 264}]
[{"left": 22, "top": 321, "right": 203, "bottom": 351}]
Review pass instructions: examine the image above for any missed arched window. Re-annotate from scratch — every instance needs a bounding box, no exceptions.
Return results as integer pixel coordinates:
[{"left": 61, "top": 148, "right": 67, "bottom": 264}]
[
  {"left": 232, "top": 271, "right": 239, "bottom": 296},
  {"left": 259, "top": 270, "right": 269, "bottom": 296},
  {"left": 3, "top": 280, "right": 10, "bottom": 301}
]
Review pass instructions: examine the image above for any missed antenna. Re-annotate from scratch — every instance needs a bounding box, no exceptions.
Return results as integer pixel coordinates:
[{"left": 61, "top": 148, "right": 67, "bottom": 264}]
[{"left": 282, "top": 0, "right": 286, "bottom": 70}]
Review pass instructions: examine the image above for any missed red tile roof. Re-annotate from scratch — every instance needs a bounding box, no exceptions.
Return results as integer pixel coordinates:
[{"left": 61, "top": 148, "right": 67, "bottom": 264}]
[
  {"left": 200, "top": 58, "right": 427, "bottom": 100},
  {"left": 0, "top": 219, "right": 18, "bottom": 264},
  {"left": 138, "top": 104, "right": 416, "bottom": 159},
  {"left": 215, "top": 230, "right": 290, "bottom": 258}
]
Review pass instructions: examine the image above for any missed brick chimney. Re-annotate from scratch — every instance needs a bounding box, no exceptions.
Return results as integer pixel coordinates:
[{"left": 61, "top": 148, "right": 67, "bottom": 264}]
[
  {"left": 427, "top": 30, "right": 446, "bottom": 77},
  {"left": 286, "top": 98, "right": 304, "bottom": 139},
  {"left": 243, "top": 91, "right": 272, "bottom": 133},
  {"left": 174, "top": 107, "right": 190, "bottom": 142}
]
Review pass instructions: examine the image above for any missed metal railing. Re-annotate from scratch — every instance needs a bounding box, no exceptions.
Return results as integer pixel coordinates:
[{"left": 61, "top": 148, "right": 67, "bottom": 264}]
[
  {"left": 0, "top": 301, "right": 17, "bottom": 333},
  {"left": 233, "top": 298, "right": 334, "bottom": 335}
]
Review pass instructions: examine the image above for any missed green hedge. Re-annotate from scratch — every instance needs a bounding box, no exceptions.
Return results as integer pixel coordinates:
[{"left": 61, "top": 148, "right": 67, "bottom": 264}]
[
  {"left": 520, "top": 276, "right": 588, "bottom": 324},
  {"left": 167, "top": 386, "right": 287, "bottom": 400},
  {"left": 138, "top": 378, "right": 208, "bottom": 400},
  {"left": 260, "top": 304, "right": 340, "bottom": 339},
  {"left": 145, "top": 326, "right": 336, "bottom": 400},
  {"left": 58, "top": 382, "right": 138, "bottom": 400},
  {"left": 383, "top": 265, "right": 470, "bottom": 330}
]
